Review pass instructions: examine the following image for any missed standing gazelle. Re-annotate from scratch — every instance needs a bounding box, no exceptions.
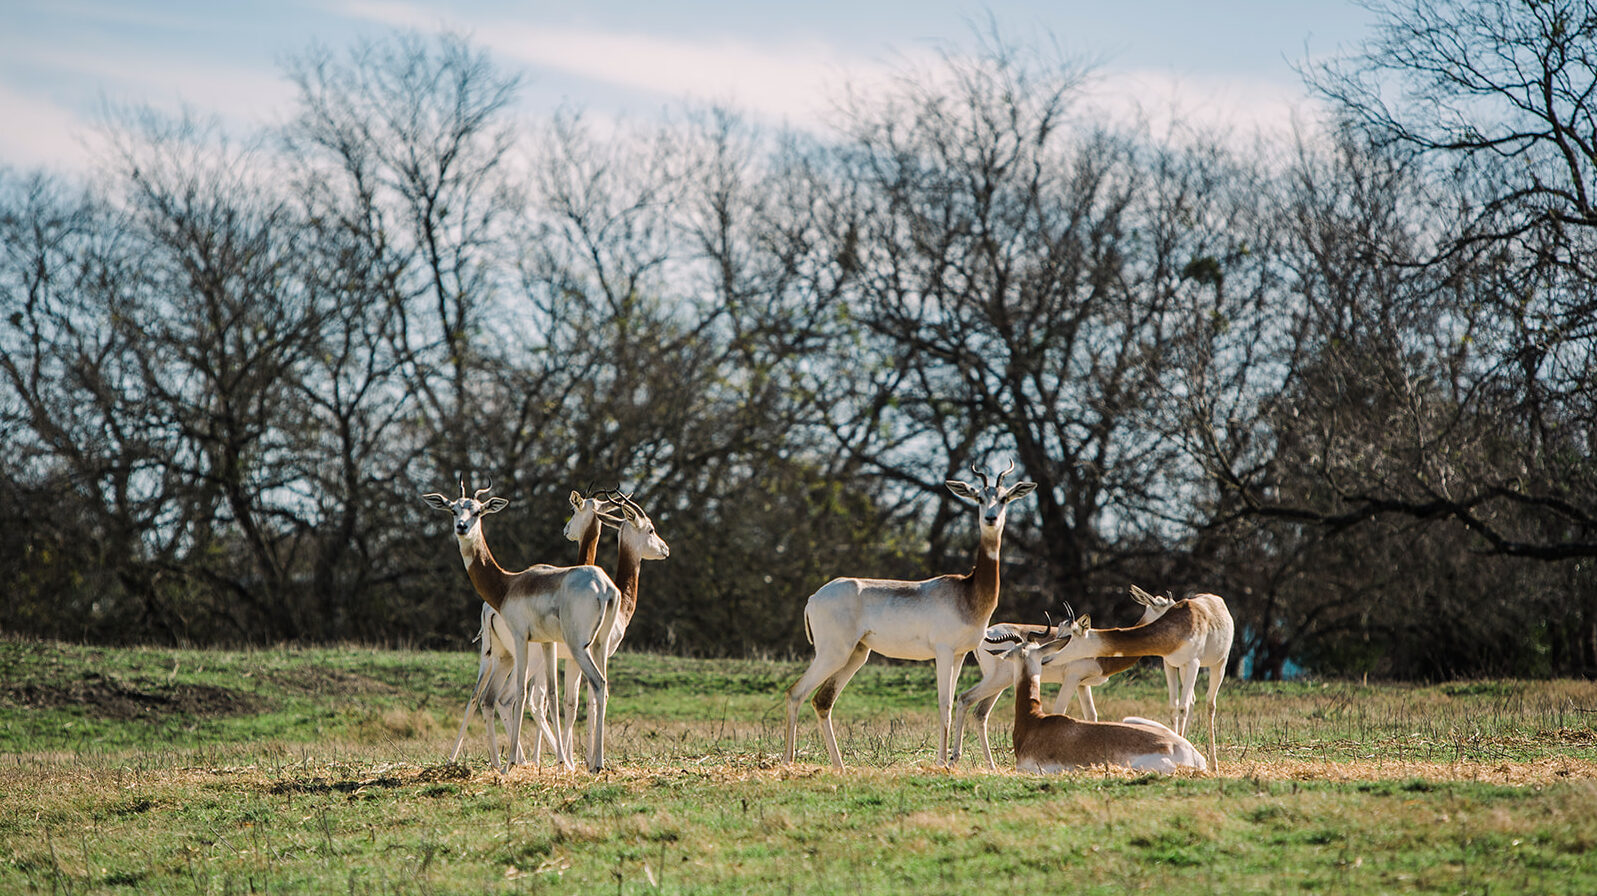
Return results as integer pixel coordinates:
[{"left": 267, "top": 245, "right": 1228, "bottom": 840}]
[
  {"left": 950, "top": 590, "right": 1176, "bottom": 769},
  {"left": 423, "top": 482, "right": 621, "bottom": 773},
  {"left": 784, "top": 461, "right": 1037, "bottom": 768},
  {"left": 1002, "top": 636, "right": 1206, "bottom": 774},
  {"left": 550, "top": 489, "right": 669, "bottom": 759},
  {"left": 452, "top": 488, "right": 622, "bottom": 767},
  {"left": 1050, "top": 590, "right": 1234, "bottom": 771}
]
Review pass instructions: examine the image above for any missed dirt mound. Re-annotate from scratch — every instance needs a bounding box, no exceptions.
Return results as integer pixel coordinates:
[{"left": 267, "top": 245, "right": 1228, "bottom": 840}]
[
  {"left": 1, "top": 671, "right": 264, "bottom": 721},
  {"left": 261, "top": 666, "right": 398, "bottom": 696}
]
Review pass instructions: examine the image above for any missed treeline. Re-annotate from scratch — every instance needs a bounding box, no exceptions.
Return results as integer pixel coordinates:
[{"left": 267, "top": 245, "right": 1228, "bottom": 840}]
[{"left": 3, "top": 5, "right": 1595, "bottom": 678}]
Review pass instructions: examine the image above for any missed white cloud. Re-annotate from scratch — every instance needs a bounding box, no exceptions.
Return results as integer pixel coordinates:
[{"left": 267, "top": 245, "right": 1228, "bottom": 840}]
[
  {"left": 5, "top": 43, "right": 296, "bottom": 128},
  {"left": 0, "top": 83, "right": 97, "bottom": 172},
  {"left": 1083, "top": 69, "right": 1326, "bottom": 146},
  {"left": 336, "top": 0, "right": 926, "bottom": 132}
]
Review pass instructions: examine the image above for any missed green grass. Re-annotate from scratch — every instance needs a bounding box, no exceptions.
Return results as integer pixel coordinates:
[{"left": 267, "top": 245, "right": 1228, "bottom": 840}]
[{"left": 2, "top": 638, "right": 1596, "bottom": 894}]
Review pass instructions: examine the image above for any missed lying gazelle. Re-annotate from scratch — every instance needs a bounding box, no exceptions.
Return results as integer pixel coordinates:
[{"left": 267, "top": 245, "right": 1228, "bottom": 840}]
[
  {"left": 1050, "top": 589, "right": 1234, "bottom": 770},
  {"left": 1000, "top": 633, "right": 1206, "bottom": 774},
  {"left": 949, "top": 589, "right": 1176, "bottom": 769},
  {"left": 424, "top": 482, "right": 621, "bottom": 772},
  {"left": 785, "top": 461, "right": 1037, "bottom": 768},
  {"left": 450, "top": 488, "right": 621, "bottom": 767}
]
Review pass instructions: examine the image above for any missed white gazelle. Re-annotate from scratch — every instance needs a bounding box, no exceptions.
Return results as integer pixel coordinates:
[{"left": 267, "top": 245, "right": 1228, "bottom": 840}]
[
  {"left": 447, "top": 602, "right": 522, "bottom": 765},
  {"left": 784, "top": 461, "right": 1037, "bottom": 768},
  {"left": 423, "top": 482, "right": 621, "bottom": 773},
  {"left": 1002, "top": 636, "right": 1206, "bottom": 774},
  {"left": 1051, "top": 589, "right": 1234, "bottom": 770},
  {"left": 950, "top": 588, "right": 1176, "bottom": 769}
]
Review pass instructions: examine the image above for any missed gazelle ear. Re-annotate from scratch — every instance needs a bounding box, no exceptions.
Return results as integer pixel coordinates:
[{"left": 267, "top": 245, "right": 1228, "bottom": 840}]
[
  {"left": 421, "top": 493, "right": 452, "bottom": 511},
  {"left": 1129, "top": 584, "right": 1154, "bottom": 606},
  {"left": 946, "top": 480, "right": 981, "bottom": 503},
  {"left": 1074, "top": 614, "right": 1092, "bottom": 632},
  {"left": 482, "top": 496, "right": 510, "bottom": 514},
  {"left": 596, "top": 509, "right": 624, "bottom": 529},
  {"left": 569, "top": 490, "right": 583, "bottom": 509},
  {"left": 1003, "top": 480, "right": 1038, "bottom": 502}
]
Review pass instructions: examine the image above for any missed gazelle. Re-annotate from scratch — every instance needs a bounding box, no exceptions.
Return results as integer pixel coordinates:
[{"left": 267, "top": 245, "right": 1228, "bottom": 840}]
[
  {"left": 1051, "top": 589, "right": 1234, "bottom": 771},
  {"left": 949, "top": 589, "right": 1176, "bottom": 769},
  {"left": 452, "top": 489, "right": 621, "bottom": 767},
  {"left": 423, "top": 482, "right": 621, "bottom": 772},
  {"left": 784, "top": 461, "right": 1037, "bottom": 769},
  {"left": 1001, "top": 636, "right": 1206, "bottom": 774},
  {"left": 549, "top": 489, "right": 668, "bottom": 759},
  {"left": 447, "top": 603, "right": 521, "bottom": 765}
]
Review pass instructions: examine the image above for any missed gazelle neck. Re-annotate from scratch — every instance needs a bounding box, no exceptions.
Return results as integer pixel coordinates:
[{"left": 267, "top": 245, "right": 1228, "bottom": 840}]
[
  {"left": 1074, "top": 603, "right": 1193, "bottom": 658},
  {"left": 615, "top": 538, "right": 643, "bottom": 621},
  {"left": 1014, "top": 669, "right": 1047, "bottom": 726},
  {"left": 578, "top": 518, "right": 602, "bottom": 567},
  {"left": 968, "top": 526, "right": 1004, "bottom": 617},
  {"left": 457, "top": 524, "right": 510, "bottom": 612}
]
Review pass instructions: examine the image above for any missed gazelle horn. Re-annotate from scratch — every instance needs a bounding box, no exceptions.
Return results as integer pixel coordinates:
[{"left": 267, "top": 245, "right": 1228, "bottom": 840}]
[
  {"left": 1058, "top": 601, "right": 1077, "bottom": 637},
  {"left": 970, "top": 463, "right": 991, "bottom": 489},
  {"left": 473, "top": 481, "right": 493, "bottom": 502},
  {"left": 995, "top": 458, "right": 1016, "bottom": 487}
]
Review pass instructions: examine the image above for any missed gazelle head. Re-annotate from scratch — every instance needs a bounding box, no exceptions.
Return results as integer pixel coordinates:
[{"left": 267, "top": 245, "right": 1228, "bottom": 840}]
[
  {"left": 980, "top": 618, "right": 1060, "bottom": 661},
  {"left": 563, "top": 488, "right": 621, "bottom": 543},
  {"left": 422, "top": 481, "right": 510, "bottom": 538},
  {"left": 1129, "top": 584, "right": 1176, "bottom": 614},
  {"left": 1128, "top": 584, "right": 1178, "bottom": 626},
  {"left": 996, "top": 635, "right": 1071, "bottom": 679},
  {"left": 946, "top": 459, "right": 1038, "bottom": 535},
  {"left": 1042, "top": 602, "right": 1096, "bottom": 661},
  {"left": 597, "top": 490, "right": 670, "bottom": 561}
]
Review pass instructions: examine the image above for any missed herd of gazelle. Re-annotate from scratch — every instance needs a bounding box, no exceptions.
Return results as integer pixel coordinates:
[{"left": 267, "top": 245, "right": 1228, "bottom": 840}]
[{"left": 426, "top": 462, "right": 1234, "bottom": 775}]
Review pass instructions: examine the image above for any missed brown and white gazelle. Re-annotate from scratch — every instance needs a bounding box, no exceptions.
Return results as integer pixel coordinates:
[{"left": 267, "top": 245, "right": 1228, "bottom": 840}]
[
  {"left": 949, "top": 591, "right": 1176, "bottom": 769},
  {"left": 1002, "top": 635, "right": 1206, "bottom": 774},
  {"left": 453, "top": 488, "right": 621, "bottom": 767},
  {"left": 1051, "top": 589, "right": 1234, "bottom": 770},
  {"left": 549, "top": 489, "right": 669, "bottom": 758},
  {"left": 784, "top": 461, "right": 1037, "bottom": 768},
  {"left": 423, "top": 482, "right": 621, "bottom": 773}
]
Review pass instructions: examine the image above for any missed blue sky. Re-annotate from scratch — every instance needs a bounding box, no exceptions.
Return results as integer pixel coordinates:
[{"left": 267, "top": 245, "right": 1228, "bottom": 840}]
[{"left": 0, "top": 1, "right": 1377, "bottom": 172}]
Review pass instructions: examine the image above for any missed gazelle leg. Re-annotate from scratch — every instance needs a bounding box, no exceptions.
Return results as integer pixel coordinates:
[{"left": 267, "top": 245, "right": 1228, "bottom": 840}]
[
  {"left": 561, "top": 652, "right": 582, "bottom": 764},
  {"left": 1163, "top": 660, "right": 1183, "bottom": 731},
  {"left": 813, "top": 644, "right": 872, "bottom": 769},
  {"left": 1049, "top": 671, "right": 1086, "bottom": 716},
  {"left": 501, "top": 639, "right": 531, "bottom": 773},
  {"left": 524, "top": 659, "right": 547, "bottom": 766},
  {"left": 514, "top": 642, "right": 565, "bottom": 769},
  {"left": 933, "top": 647, "right": 966, "bottom": 765},
  {"left": 449, "top": 663, "right": 489, "bottom": 762},
  {"left": 1077, "top": 685, "right": 1099, "bottom": 722},
  {"left": 952, "top": 667, "right": 1012, "bottom": 764},
  {"left": 1204, "top": 659, "right": 1227, "bottom": 772},
  {"left": 1049, "top": 682, "right": 1073, "bottom": 715},
  {"left": 972, "top": 693, "right": 1003, "bottom": 770},
  {"left": 1176, "top": 661, "right": 1201, "bottom": 737},
  {"left": 784, "top": 642, "right": 862, "bottom": 765},
  {"left": 567, "top": 640, "right": 608, "bottom": 772}
]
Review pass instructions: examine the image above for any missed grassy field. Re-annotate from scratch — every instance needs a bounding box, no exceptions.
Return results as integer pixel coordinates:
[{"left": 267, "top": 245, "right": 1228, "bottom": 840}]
[{"left": 2, "top": 639, "right": 1596, "bottom": 894}]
